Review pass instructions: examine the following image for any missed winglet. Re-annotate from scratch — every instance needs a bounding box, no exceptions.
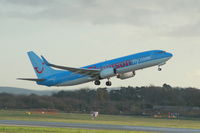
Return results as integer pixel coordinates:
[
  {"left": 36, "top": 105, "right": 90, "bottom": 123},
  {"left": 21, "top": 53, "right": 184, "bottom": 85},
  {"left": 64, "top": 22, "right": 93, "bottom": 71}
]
[{"left": 41, "top": 56, "right": 50, "bottom": 66}]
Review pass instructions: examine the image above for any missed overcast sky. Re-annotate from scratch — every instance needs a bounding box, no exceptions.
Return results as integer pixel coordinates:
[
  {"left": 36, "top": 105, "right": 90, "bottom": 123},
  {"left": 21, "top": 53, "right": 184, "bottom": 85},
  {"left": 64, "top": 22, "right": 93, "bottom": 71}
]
[{"left": 0, "top": 0, "right": 200, "bottom": 90}]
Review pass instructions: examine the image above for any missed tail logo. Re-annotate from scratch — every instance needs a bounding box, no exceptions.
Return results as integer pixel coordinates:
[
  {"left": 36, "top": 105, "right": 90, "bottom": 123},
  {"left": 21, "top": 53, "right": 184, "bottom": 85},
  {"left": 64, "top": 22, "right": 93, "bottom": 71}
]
[{"left": 34, "top": 63, "right": 44, "bottom": 74}]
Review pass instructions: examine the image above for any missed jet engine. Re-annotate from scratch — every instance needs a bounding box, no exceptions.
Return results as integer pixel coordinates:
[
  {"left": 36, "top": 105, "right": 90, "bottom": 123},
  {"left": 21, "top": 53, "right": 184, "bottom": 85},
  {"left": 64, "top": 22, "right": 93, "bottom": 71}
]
[
  {"left": 100, "top": 68, "right": 117, "bottom": 79},
  {"left": 117, "top": 71, "right": 135, "bottom": 80}
]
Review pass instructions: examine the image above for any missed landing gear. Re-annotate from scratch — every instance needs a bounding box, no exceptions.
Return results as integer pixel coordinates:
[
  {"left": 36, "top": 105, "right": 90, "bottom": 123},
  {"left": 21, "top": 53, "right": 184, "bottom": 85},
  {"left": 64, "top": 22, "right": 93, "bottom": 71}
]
[
  {"left": 158, "top": 67, "right": 162, "bottom": 71},
  {"left": 106, "top": 81, "right": 112, "bottom": 86},
  {"left": 95, "top": 79, "right": 112, "bottom": 86},
  {"left": 94, "top": 80, "right": 101, "bottom": 85}
]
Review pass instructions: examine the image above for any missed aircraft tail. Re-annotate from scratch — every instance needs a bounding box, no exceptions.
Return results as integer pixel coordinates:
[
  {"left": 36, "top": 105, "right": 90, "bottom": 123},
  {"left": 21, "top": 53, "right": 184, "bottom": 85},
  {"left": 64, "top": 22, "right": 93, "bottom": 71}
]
[{"left": 28, "top": 51, "right": 59, "bottom": 79}]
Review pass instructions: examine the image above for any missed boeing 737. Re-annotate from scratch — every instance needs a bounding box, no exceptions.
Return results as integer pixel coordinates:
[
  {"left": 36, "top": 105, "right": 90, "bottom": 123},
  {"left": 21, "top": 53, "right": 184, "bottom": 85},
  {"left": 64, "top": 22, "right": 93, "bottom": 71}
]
[{"left": 18, "top": 50, "right": 173, "bottom": 87}]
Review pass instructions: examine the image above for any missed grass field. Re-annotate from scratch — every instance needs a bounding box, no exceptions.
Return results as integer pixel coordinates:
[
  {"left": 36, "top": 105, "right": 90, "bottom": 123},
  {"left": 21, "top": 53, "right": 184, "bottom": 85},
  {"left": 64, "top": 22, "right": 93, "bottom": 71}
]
[
  {"left": 0, "top": 126, "right": 153, "bottom": 133},
  {"left": 0, "top": 110, "right": 200, "bottom": 130}
]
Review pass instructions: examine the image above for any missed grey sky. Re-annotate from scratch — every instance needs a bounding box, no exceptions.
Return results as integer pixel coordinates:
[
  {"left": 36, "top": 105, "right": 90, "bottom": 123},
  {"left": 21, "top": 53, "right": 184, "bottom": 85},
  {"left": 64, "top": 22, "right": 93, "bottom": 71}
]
[{"left": 0, "top": 0, "right": 200, "bottom": 90}]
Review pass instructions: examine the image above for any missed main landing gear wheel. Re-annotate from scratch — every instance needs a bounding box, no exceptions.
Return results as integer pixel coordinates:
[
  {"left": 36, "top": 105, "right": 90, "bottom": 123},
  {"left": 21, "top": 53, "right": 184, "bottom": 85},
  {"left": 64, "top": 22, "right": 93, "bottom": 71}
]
[
  {"left": 158, "top": 67, "right": 162, "bottom": 71},
  {"left": 106, "top": 81, "right": 112, "bottom": 86},
  {"left": 94, "top": 80, "right": 101, "bottom": 85}
]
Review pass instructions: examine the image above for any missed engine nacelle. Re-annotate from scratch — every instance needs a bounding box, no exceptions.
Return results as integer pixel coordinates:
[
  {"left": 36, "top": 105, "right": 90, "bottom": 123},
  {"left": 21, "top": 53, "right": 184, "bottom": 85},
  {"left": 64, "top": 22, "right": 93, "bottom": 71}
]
[
  {"left": 117, "top": 71, "right": 135, "bottom": 80},
  {"left": 100, "top": 68, "right": 116, "bottom": 79}
]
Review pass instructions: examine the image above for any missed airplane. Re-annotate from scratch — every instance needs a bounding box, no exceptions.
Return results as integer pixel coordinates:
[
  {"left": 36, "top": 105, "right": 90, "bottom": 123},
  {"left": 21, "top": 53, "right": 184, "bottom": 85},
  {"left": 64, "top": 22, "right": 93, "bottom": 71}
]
[{"left": 18, "top": 50, "right": 173, "bottom": 87}]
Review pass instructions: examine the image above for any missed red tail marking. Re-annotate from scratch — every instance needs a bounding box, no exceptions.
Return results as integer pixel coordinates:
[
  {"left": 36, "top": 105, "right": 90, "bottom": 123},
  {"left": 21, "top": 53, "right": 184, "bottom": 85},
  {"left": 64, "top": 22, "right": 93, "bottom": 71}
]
[{"left": 34, "top": 62, "right": 45, "bottom": 74}]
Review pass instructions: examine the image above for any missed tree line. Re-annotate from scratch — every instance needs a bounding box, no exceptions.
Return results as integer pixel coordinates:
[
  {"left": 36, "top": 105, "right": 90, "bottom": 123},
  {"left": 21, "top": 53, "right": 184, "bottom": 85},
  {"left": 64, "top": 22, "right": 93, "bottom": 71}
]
[{"left": 0, "top": 84, "right": 200, "bottom": 116}]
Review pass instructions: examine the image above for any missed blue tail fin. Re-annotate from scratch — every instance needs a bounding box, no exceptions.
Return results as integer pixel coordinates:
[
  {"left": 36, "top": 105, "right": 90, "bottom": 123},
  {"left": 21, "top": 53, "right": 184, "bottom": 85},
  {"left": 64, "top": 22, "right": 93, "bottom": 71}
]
[{"left": 28, "top": 51, "right": 58, "bottom": 79}]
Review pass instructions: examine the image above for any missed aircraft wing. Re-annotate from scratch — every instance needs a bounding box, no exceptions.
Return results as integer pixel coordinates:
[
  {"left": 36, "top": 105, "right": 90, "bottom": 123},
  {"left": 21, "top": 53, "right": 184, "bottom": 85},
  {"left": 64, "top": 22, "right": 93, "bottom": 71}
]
[{"left": 41, "top": 56, "right": 100, "bottom": 77}]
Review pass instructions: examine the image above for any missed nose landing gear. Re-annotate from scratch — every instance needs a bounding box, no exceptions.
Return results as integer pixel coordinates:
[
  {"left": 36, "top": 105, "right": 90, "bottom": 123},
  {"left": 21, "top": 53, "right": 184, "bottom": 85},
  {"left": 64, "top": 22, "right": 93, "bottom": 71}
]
[{"left": 158, "top": 67, "right": 162, "bottom": 71}]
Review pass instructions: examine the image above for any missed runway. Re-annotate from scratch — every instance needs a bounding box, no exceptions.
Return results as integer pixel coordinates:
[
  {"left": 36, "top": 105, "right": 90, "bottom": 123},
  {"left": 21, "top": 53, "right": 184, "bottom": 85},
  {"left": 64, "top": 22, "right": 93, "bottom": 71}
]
[{"left": 0, "top": 120, "right": 200, "bottom": 133}]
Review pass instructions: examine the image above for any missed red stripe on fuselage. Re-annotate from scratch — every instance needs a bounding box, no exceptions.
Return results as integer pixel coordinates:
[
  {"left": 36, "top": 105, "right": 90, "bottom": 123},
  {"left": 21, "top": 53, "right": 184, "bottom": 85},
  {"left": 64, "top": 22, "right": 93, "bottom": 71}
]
[{"left": 88, "top": 60, "right": 131, "bottom": 69}]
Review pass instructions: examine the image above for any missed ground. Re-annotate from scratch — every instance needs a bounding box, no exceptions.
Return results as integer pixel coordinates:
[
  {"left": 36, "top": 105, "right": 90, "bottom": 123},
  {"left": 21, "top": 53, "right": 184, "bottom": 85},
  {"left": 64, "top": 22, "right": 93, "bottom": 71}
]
[
  {"left": 0, "top": 110, "right": 199, "bottom": 133},
  {"left": 0, "top": 126, "right": 152, "bottom": 133}
]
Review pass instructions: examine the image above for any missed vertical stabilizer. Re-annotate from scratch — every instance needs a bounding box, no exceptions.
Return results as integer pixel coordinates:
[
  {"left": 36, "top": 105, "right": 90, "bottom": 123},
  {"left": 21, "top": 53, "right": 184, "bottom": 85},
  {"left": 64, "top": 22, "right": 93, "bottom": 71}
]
[{"left": 28, "top": 51, "right": 58, "bottom": 79}]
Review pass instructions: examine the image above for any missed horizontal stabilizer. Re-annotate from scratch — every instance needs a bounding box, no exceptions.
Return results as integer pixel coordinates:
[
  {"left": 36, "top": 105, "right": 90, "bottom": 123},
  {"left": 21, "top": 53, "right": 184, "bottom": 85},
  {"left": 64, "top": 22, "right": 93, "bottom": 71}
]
[{"left": 17, "top": 78, "right": 45, "bottom": 82}]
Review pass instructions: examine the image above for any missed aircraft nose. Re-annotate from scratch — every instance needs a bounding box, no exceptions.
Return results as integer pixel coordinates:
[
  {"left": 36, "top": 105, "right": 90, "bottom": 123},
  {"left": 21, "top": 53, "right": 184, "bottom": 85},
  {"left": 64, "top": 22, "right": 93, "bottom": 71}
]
[{"left": 167, "top": 52, "right": 173, "bottom": 58}]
